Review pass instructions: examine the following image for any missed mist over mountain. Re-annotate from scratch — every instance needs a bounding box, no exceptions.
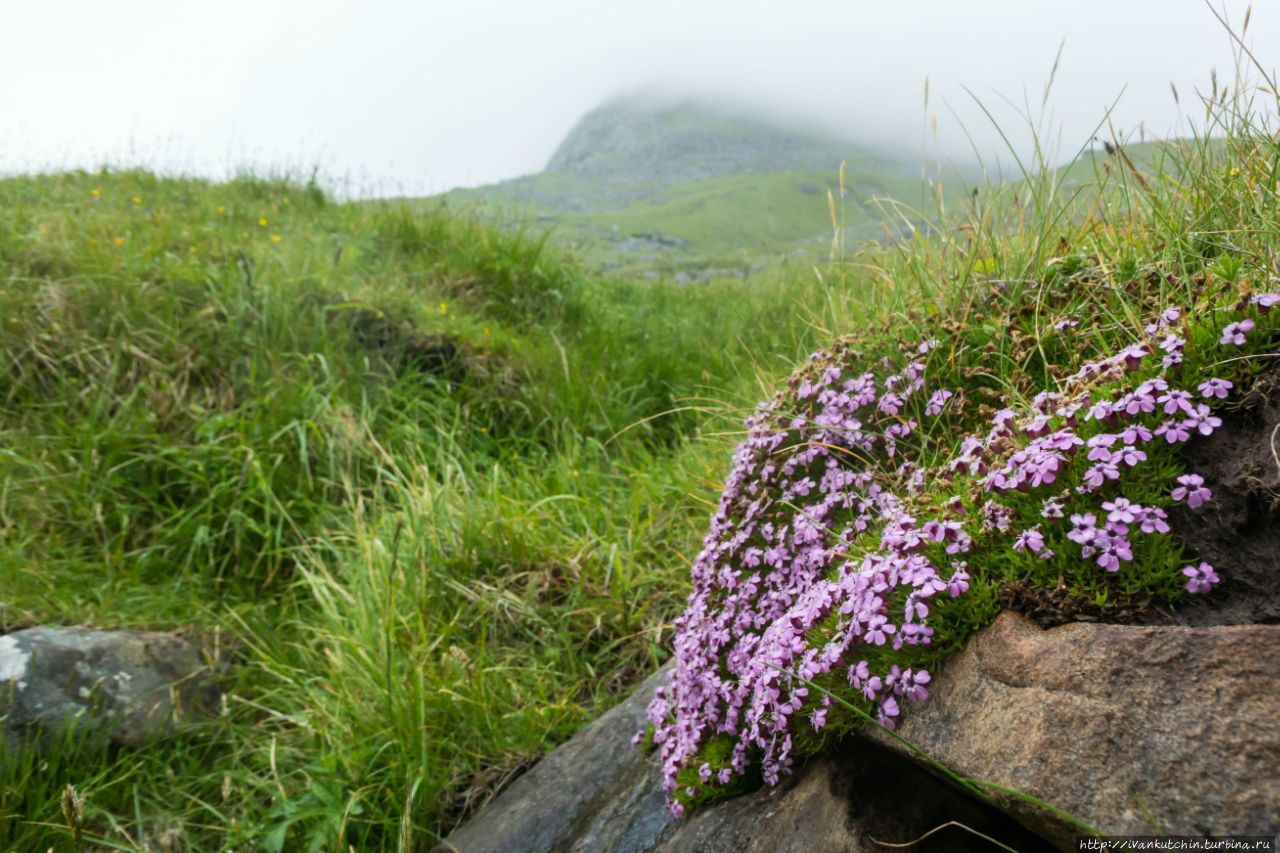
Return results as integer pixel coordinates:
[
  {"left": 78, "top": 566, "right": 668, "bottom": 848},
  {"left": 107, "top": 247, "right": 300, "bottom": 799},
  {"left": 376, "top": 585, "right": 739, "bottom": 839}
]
[
  {"left": 456, "top": 94, "right": 921, "bottom": 219},
  {"left": 437, "top": 94, "right": 944, "bottom": 275},
  {"left": 544, "top": 96, "right": 909, "bottom": 188}
]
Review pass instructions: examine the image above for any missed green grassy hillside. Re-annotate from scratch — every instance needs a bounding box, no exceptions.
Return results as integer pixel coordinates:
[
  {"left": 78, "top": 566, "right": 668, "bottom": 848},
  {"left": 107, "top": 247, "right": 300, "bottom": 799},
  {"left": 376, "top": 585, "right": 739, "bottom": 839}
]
[
  {"left": 435, "top": 99, "right": 955, "bottom": 277},
  {"left": 4, "top": 69, "right": 1275, "bottom": 850},
  {"left": 0, "top": 167, "right": 840, "bottom": 850}
]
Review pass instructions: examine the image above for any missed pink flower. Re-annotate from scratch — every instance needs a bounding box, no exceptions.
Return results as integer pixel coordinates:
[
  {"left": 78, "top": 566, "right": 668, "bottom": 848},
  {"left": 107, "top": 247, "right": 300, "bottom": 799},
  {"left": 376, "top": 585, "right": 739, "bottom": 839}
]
[
  {"left": 1115, "top": 446, "right": 1147, "bottom": 467},
  {"left": 1120, "top": 424, "right": 1152, "bottom": 445},
  {"left": 1013, "top": 527, "right": 1045, "bottom": 553},
  {"left": 1086, "top": 433, "right": 1119, "bottom": 461},
  {"left": 946, "top": 565, "right": 970, "bottom": 597},
  {"left": 1158, "top": 389, "right": 1195, "bottom": 415},
  {"left": 1101, "top": 497, "right": 1138, "bottom": 526},
  {"left": 1250, "top": 293, "right": 1280, "bottom": 314},
  {"left": 1182, "top": 561, "right": 1220, "bottom": 594},
  {"left": 1220, "top": 319, "right": 1254, "bottom": 346},
  {"left": 1184, "top": 404, "right": 1222, "bottom": 437},
  {"left": 1172, "top": 473, "right": 1212, "bottom": 508},
  {"left": 1094, "top": 533, "right": 1133, "bottom": 572},
  {"left": 1198, "top": 378, "right": 1233, "bottom": 399},
  {"left": 1067, "top": 513, "right": 1099, "bottom": 546},
  {"left": 1155, "top": 419, "right": 1192, "bottom": 444},
  {"left": 925, "top": 389, "right": 954, "bottom": 416},
  {"left": 1136, "top": 506, "right": 1171, "bottom": 534}
]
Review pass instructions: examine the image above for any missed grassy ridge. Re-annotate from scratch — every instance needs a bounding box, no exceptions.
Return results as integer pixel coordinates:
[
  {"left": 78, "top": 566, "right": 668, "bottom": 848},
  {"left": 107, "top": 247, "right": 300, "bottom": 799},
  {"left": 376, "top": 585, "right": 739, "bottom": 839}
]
[
  {"left": 441, "top": 157, "right": 953, "bottom": 277},
  {"left": 0, "top": 168, "right": 840, "bottom": 849}
]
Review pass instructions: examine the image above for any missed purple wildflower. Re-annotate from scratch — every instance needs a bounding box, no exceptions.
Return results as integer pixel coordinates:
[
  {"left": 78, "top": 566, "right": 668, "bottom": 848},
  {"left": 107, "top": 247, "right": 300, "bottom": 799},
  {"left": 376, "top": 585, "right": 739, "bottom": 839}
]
[
  {"left": 1094, "top": 533, "right": 1133, "bottom": 572},
  {"left": 925, "top": 389, "right": 954, "bottom": 416},
  {"left": 1154, "top": 419, "right": 1192, "bottom": 444},
  {"left": 1013, "top": 527, "right": 1045, "bottom": 553},
  {"left": 1198, "top": 378, "right": 1233, "bottom": 399},
  {"left": 1183, "top": 404, "right": 1222, "bottom": 437},
  {"left": 1114, "top": 446, "right": 1147, "bottom": 468},
  {"left": 1172, "top": 473, "right": 1212, "bottom": 508},
  {"left": 1080, "top": 460, "right": 1120, "bottom": 491},
  {"left": 1250, "top": 293, "right": 1280, "bottom": 314},
  {"left": 1120, "top": 424, "right": 1152, "bottom": 445},
  {"left": 1136, "top": 505, "right": 1171, "bottom": 534},
  {"left": 982, "top": 499, "right": 1014, "bottom": 532},
  {"left": 1066, "top": 513, "right": 1099, "bottom": 546},
  {"left": 1043, "top": 430, "right": 1084, "bottom": 453},
  {"left": 1220, "top": 319, "right": 1255, "bottom": 346},
  {"left": 876, "top": 695, "right": 900, "bottom": 729},
  {"left": 878, "top": 392, "right": 904, "bottom": 415},
  {"left": 1158, "top": 389, "right": 1195, "bottom": 416},
  {"left": 1041, "top": 497, "right": 1065, "bottom": 519},
  {"left": 1182, "top": 561, "right": 1220, "bottom": 594},
  {"left": 864, "top": 614, "right": 895, "bottom": 646},
  {"left": 1101, "top": 497, "right": 1139, "bottom": 527},
  {"left": 1086, "top": 433, "right": 1119, "bottom": 461},
  {"left": 901, "top": 668, "right": 930, "bottom": 701},
  {"left": 1119, "top": 342, "right": 1150, "bottom": 372}
]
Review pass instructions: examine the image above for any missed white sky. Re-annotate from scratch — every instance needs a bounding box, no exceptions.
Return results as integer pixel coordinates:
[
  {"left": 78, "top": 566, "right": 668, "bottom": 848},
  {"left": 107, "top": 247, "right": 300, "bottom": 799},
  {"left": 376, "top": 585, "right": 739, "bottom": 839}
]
[{"left": 2, "top": 1, "right": 1274, "bottom": 196}]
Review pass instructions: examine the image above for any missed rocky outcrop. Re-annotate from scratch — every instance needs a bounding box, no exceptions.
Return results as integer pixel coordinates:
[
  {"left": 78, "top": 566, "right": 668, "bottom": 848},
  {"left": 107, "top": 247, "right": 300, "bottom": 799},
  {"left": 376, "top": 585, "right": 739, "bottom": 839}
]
[
  {"left": 0, "top": 627, "right": 226, "bottom": 752},
  {"left": 438, "top": 366, "right": 1280, "bottom": 851},
  {"left": 439, "top": 610, "right": 1278, "bottom": 852},
  {"left": 435, "top": 666, "right": 1051, "bottom": 853},
  {"left": 866, "top": 612, "right": 1280, "bottom": 849}
]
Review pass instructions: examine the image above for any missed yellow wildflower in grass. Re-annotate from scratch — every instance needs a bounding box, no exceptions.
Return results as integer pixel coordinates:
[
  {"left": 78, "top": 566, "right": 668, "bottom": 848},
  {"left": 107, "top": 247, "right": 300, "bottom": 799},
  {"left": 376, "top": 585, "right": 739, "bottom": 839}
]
[
  {"left": 272, "top": 235, "right": 281, "bottom": 243},
  {"left": 189, "top": 246, "right": 197, "bottom": 254},
  {"left": 283, "top": 197, "right": 290, "bottom": 204},
  {"left": 217, "top": 206, "right": 226, "bottom": 213},
  {"left": 91, "top": 189, "right": 100, "bottom": 197},
  {"left": 132, "top": 197, "right": 141, "bottom": 204},
  {"left": 258, "top": 218, "right": 267, "bottom": 226},
  {"left": 114, "top": 237, "right": 124, "bottom": 245},
  {"left": 439, "top": 302, "right": 447, "bottom": 314}
]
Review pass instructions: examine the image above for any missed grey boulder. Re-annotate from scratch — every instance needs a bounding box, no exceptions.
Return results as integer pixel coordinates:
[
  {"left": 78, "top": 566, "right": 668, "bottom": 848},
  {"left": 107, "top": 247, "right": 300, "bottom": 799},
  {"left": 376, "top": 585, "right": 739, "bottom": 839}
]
[
  {"left": 435, "top": 666, "right": 1050, "bottom": 852},
  {"left": 0, "top": 626, "right": 225, "bottom": 752}
]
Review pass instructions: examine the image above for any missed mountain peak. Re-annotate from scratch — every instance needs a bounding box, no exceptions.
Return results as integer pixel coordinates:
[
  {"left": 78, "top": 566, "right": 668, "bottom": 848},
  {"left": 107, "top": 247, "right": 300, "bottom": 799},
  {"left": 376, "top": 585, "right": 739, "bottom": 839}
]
[{"left": 545, "top": 96, "right": 862, "bottom": 186}]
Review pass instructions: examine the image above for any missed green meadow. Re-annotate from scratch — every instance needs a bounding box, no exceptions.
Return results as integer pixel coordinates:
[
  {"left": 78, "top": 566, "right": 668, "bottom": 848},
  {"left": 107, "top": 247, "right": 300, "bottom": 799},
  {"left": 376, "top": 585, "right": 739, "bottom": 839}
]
[
  {"left": 0, "top": 165, "right": 840, "bottom": 850},
  {"left": 2, "top": 57, "right": 1277, "bottom": 850}
]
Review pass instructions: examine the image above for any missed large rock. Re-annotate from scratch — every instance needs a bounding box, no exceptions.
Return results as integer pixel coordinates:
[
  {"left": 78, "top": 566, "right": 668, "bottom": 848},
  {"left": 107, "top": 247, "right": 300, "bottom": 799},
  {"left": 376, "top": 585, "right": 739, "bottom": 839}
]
[
  {"left": 435, "top": 666, "right": 1051, "bottom": 853},
  {"left": 865, "top": 612, "right": 1280, "bottom": 848},
  {"left": 439, "top": 611, "right": 1278, "bottom": 851},
  {"left": 0, "top": 627, "right": 225, "bottom": 752}
]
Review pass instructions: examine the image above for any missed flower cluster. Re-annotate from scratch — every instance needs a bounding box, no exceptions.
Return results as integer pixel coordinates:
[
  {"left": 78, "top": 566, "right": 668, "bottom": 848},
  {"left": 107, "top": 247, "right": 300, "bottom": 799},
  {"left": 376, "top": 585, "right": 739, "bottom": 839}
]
[
  {"left": 643, "top": 295, "right": 1275, "bottom": 817},
  {"left": 640, "top": 344, "right": 968, "bottom": 814}
]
